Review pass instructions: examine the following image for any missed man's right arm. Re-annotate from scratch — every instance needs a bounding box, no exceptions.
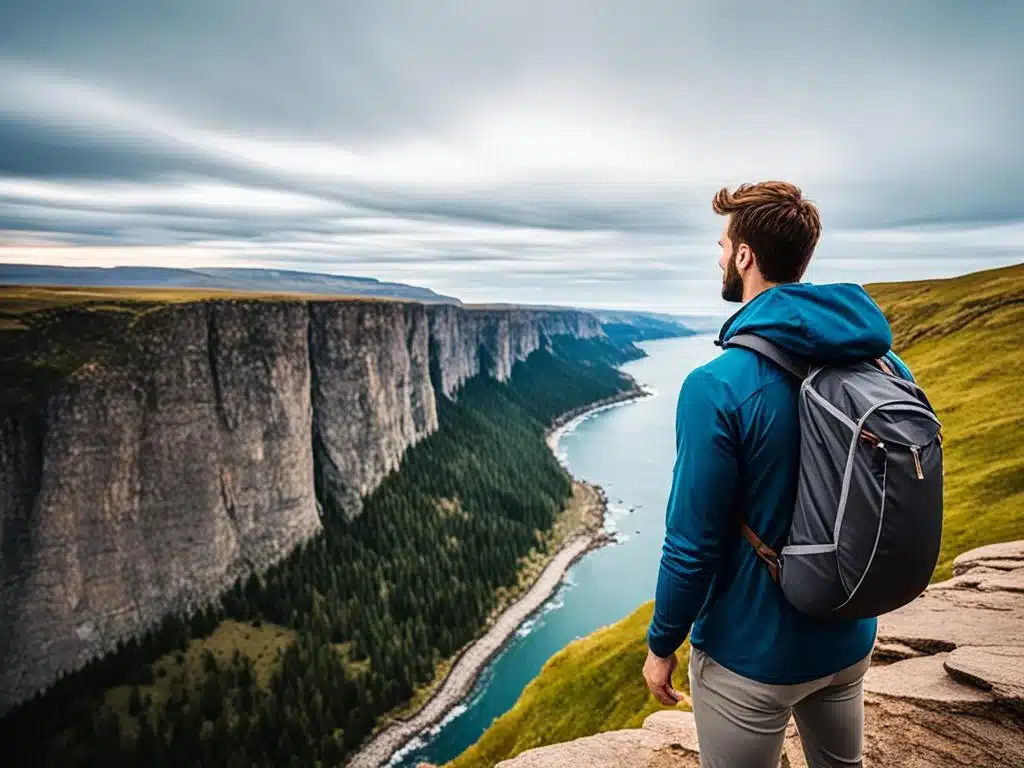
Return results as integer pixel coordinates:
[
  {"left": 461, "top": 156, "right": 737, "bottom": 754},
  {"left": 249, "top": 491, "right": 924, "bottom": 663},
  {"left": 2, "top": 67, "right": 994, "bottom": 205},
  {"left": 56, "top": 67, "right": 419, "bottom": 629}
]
[{"left": 646, "top": 367, "right": 738, "bottom": 659}]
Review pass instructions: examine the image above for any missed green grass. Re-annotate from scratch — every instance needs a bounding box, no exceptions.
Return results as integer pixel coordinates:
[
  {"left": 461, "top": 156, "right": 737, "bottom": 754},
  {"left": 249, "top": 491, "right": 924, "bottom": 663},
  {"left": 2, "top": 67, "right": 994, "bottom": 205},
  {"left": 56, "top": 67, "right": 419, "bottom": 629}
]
[
  {"left": 0, "top": 284, "right": 390, "bottom": 315},
  {"left": 445, "top": 262, "right": 1024, "bottom": 767},
  {"left": 446, "top": 602, "right": 688, "bottom": 768},
  {"left": 866, "top": 262, "right": 1024, "bottom": 580},
  {"left": 52, "top": 620, "right": 296, "bottom": 754},
  {"left": 0, "top": 284, "right": 392, "bottom": 413}
]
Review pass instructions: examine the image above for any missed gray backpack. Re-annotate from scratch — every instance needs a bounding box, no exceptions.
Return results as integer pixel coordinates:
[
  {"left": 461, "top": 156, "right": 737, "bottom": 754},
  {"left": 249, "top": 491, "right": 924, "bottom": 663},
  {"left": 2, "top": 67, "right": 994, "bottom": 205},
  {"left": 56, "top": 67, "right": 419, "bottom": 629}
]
[{"left": 723, "top": 334, "right": 944, "bottom": 620}]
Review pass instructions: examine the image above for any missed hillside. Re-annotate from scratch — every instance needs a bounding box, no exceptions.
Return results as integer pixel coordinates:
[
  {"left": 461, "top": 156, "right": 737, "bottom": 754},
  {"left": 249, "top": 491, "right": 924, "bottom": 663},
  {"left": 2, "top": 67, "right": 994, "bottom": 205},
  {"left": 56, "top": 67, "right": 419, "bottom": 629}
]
[
  {"left": 584, "top": 309, "right": 696, "bottom": 345},
  {"left": 443, "top": 262, "right": 1024, "bottom": 768},
  {"left": 865, "top": 262, "right": 1024, "bottom": 580},
  {"left": 445, "top": 602, "right": 682, "bottom": 768}
]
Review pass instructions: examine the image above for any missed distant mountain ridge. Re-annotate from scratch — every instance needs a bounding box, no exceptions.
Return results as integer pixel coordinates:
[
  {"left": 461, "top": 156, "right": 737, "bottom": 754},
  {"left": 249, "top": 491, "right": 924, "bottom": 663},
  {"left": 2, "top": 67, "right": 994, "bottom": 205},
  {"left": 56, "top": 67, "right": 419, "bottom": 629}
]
[
  {"left": 585, "top": 309, "right": 698, "bottom": 345},
  {"left": 0, "top": 264, "right": 461, "bottom": 304},
  {"left": 0, "top": 263, "right": 727, "bottom": 342},
  {"left": 588, "top": 308, "right": 726, "bottom": 337}
]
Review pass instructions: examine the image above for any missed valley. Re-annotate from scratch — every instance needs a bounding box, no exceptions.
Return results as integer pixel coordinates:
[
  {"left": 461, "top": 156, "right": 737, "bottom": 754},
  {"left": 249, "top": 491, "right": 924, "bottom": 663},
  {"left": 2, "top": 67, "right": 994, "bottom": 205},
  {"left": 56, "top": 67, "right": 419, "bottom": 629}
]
[{"left": 0, "top": 286, "right": 656, "bottom": 766}]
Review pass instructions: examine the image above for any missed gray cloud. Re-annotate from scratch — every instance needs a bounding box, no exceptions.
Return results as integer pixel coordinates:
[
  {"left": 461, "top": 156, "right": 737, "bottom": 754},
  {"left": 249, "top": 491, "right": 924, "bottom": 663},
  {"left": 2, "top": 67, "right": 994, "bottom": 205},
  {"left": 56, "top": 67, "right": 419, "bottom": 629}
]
[{"left": 0, "top": 0, "right": 1022, "bottom": 312}]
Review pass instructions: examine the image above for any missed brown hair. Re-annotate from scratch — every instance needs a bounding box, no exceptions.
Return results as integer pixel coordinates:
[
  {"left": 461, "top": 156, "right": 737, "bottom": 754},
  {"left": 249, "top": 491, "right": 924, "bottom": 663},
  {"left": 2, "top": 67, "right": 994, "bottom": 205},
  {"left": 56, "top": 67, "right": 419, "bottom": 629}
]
[{"left": 712, "top": 181, "right": 822, "bottom": 283}]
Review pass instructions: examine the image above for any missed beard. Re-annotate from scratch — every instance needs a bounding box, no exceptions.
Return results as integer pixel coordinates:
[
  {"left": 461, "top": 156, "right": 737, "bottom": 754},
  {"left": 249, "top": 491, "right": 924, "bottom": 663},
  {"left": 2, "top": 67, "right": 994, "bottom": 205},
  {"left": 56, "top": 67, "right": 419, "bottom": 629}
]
[{"left": 721, "top": 255, "right": 744, "bottom": 303}]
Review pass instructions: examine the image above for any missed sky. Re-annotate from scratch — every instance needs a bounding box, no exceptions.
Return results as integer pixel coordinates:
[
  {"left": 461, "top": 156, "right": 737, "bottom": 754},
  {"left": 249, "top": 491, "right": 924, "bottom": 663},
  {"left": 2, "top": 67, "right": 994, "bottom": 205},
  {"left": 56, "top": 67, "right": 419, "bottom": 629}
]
[{"left": 0, "top": 1, "right": 1021, "bottom": 314}]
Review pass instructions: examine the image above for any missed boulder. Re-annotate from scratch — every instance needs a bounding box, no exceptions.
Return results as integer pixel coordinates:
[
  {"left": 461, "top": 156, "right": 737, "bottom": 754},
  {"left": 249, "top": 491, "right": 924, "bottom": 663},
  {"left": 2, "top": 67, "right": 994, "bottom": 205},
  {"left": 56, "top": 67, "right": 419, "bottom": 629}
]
[
  {"left": 951, "top": 540, "right": 1024, "bottom": 576},
  {"left": 944, "top": 645, "right": 1024, "bottom": 713},
  {"left": 876, "top": 568, "right": 1024, "bottom": 654},
  {"left": 641, "top": 709, "right": 700, "bottom": 751},
  {"left": 864, "top": 653, "right": 995, "bottom": 713},
  {"left": 494, "top": 722, "right": 700, "bottom": 767}
]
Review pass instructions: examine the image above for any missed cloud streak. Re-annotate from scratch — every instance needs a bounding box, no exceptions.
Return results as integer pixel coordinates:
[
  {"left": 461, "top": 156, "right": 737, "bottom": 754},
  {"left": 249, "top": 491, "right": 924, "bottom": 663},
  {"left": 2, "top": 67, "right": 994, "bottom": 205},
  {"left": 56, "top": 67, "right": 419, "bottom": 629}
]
[{"left": 0, "top": 0, "right": 1022, "bottom": 312}]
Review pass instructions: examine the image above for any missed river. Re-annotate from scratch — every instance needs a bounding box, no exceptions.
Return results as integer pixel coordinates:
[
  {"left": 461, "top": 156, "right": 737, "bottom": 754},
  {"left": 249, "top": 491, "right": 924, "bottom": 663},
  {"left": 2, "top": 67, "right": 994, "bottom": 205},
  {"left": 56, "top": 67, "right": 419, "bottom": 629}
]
[{"left": 391, "top": 334, "right": 721, "bottom": 767}]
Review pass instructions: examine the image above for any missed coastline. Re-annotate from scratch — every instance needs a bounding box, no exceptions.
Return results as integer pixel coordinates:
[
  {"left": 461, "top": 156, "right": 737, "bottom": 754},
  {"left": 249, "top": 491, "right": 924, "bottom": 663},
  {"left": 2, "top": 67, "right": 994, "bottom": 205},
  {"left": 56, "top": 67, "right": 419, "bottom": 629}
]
[
  {"left": 347, "top": 383, "right": 652, "bottom": 768},
  {"left": 545, "top": 384, "right": 653, "bottom": 456}
]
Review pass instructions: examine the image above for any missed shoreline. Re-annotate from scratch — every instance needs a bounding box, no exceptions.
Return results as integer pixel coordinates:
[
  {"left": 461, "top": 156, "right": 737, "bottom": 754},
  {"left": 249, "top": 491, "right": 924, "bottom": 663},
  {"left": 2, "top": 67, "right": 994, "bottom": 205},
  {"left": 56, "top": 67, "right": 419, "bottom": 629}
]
[
  {"left": 545, "top": 384, "right": 652, "bottom": 456},
  {"left": 347, "top": 384, "right": 652, "bottom": 768}
]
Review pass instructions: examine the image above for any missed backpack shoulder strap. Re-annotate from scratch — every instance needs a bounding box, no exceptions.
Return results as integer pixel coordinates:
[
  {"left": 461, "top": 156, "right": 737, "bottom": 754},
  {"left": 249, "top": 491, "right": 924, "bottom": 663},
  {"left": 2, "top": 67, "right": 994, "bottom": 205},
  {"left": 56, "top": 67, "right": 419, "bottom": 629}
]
[
  {"left": 741, "top": 521, "right": 781, "bottom": 583},
  {"left": 721, "top": 333, "right": 809, "bottom": 381},
  {"left": 722, "top": 333, "right": 805, "bottom": 580}
]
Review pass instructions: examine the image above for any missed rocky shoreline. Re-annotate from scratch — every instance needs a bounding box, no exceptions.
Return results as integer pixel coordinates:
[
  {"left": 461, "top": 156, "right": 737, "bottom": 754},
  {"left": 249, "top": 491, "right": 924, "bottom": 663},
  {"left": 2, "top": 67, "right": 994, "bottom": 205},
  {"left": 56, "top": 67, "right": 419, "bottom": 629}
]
[{"left": 347, "top": 386, "right": 649, "bottom": 768}]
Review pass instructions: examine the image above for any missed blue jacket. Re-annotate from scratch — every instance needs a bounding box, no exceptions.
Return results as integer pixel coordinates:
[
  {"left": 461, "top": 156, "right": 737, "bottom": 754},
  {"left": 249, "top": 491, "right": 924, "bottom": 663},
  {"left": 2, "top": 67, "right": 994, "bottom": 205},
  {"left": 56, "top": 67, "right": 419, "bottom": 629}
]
[{"left": 646, "top": 282, "right": 913, "bottom": 684}]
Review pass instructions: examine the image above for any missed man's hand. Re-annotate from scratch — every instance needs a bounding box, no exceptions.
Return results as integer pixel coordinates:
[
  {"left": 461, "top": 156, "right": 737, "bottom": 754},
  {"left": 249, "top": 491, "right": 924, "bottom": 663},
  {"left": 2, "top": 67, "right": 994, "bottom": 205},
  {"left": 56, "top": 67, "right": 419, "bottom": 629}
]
[{"left": 643, "top": 646, "right": 685, "bottom": 706}]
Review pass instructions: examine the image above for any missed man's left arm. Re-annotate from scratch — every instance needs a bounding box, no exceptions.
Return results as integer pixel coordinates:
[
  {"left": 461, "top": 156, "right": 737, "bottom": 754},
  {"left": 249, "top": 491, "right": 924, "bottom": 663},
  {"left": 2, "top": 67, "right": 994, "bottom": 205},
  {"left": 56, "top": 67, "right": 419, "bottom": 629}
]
[{"left": 646, "top": 367, "right": 739, "bottom": 660}]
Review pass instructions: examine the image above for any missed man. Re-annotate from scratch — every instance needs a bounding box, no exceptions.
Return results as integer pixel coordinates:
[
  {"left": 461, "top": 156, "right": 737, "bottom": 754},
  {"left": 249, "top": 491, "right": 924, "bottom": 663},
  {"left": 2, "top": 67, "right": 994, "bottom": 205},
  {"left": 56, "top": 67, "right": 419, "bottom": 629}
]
[{"left": 642, "top": 181, "right": 912, "bottom": 767}]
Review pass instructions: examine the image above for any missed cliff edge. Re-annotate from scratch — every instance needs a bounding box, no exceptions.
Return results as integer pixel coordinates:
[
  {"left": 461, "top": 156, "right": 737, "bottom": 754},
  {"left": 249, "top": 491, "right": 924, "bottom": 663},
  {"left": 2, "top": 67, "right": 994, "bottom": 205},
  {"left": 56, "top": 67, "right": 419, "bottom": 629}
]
[
  {"left": 0, "top": 296, "right": 603, "bottom": 714},
  {"left": 490, "top": 540, "right": 1024, "bottom": 768}
]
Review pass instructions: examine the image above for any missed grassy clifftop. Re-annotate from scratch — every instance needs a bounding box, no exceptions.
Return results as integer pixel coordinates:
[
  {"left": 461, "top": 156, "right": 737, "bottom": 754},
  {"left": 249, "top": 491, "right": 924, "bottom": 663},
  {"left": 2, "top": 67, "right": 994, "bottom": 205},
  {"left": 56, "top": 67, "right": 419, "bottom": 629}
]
[
  {"left": 446, "top": 261, "right": 1024, "bottom": 768},
  {"left": 866, "top": 262, "right": 1023, "bottom": 581}
]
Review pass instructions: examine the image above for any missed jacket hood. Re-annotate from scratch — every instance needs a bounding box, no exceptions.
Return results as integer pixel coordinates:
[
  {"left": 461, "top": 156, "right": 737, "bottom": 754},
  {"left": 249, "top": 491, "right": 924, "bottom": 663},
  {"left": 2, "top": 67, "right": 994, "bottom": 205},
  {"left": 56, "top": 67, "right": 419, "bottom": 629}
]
[{"left": 717, "top": 282, "right": 893, "bottom": 363}]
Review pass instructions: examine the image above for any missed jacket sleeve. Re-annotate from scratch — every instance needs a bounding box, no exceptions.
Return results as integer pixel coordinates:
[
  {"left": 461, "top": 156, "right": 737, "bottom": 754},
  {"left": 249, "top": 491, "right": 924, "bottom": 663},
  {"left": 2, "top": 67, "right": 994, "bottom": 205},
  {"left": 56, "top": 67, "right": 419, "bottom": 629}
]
[{"left": 646, "top": 367, "right": 739, "bottom": 659}]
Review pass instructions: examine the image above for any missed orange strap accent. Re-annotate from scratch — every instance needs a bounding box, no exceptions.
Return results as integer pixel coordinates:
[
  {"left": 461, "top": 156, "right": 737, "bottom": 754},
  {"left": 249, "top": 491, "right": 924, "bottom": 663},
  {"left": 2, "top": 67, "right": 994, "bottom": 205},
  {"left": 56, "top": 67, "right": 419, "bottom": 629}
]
[
  {"left": 875, "top": 356, "right": 896, "bottom": 376},
  {"left": 741, "top": 521, "right": 781, "bottom": 583}
]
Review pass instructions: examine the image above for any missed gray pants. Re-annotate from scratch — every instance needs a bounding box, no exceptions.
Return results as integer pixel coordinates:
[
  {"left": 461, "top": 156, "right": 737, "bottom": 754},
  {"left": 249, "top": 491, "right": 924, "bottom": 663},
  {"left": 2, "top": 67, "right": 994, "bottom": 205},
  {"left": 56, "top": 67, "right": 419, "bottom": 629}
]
[{"left": 688, "top": 646, "right": 872, "bottom": 768}]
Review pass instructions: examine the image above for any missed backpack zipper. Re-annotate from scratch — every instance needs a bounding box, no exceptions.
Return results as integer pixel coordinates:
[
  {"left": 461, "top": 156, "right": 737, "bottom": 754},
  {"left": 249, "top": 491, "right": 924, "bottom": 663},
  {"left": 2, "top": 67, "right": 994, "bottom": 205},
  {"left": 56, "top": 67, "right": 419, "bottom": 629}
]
[
  {"left": 910, "top": 445, "right": 924, "bottom": 479},
  {"left": 859, "top": 429, "right": 882, "bottom": 447},
  {"left": 863, "top": 429, "right": 926, "bottom": 478}
]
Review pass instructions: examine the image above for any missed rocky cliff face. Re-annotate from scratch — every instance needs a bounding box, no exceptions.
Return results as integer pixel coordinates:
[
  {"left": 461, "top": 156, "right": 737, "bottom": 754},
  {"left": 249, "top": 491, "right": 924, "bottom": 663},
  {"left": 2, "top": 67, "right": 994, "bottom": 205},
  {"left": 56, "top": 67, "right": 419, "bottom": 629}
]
[
  {"left": 427, "top": 306, "right": 602, "bottom": 395},
  {"left": 0, "top": 298, "right": 604, "bottom": 713},
  {"left": 310, "top": 302, "right": 438, "bottom": 519},
  {"left": 492, "top": 541, "right": 1024, "bottom": 768}
]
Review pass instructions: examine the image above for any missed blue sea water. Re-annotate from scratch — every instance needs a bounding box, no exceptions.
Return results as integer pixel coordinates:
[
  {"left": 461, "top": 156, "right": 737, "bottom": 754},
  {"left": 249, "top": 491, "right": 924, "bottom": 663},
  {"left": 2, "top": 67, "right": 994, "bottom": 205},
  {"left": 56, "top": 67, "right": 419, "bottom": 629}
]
[{"left": 392, "top": 335, "right": 720, "bottom": 767}]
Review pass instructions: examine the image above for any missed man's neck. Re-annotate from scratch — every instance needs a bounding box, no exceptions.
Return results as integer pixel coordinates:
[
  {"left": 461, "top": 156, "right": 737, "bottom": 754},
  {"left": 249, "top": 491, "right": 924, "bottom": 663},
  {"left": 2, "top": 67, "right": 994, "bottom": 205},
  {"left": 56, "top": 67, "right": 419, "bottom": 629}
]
[{"left": 742, "top": 278, "right": 781, "bottom": 303}]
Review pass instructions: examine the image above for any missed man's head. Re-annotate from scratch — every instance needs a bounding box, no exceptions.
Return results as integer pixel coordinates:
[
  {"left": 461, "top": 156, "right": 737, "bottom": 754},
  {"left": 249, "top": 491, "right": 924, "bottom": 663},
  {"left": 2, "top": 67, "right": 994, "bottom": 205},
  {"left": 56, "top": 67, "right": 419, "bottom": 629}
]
[{"left": 713, "top": 181, "right": 822, "bottom": 303}]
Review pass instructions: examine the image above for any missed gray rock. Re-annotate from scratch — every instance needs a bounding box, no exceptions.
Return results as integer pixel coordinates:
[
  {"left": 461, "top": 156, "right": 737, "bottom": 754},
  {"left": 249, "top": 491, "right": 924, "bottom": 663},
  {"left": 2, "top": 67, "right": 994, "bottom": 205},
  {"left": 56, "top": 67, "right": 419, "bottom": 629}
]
[
  {"left": 495, "top": 720, "right": 700, "bottom": 768},
  {"left": 0, "top": 299, "right": 609, "bottom": 714},
  {"left": 642, "top": 709, "right": 700, "bottom": 751},
  {"left": 877, "top": 572, "right": 1024, "bottom": 654},
  {"left": 1, "top": 301, "right": 319, "bottom": 712},
  {"left": 872, "top": 641, "right": 927, "bottom": 663},
  {"left": 427, "top": 306, "right": 602, "bottom": 396},
  {"left": 952, "top": 540, "right": 1024, "bottom": 576},
  {"left": 863, "top": 690, "right": 1024, "bottom": 768},
  {"left": 865, "top": 653, "right": 995, "bottom": 713},
  {"left": 309, "top": 302, "right": 437, "bottom": 519},
  {"left": 944, "top": 645, "right": 1024, "bottom": 712}
]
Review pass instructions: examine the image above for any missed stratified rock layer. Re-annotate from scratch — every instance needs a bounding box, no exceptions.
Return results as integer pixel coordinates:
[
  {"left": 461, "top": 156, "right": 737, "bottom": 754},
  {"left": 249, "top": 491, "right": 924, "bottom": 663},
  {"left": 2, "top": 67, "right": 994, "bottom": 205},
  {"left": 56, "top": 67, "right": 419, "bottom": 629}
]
[{"left": 0, "top": 299, "right": 604, "bottom": 713}]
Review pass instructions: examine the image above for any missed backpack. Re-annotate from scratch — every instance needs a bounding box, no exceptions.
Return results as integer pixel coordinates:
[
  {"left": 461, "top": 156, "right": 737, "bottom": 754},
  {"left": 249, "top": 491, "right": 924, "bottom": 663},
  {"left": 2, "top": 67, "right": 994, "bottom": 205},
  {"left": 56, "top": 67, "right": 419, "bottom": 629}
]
[{"left": 722, "top": 333, "right": 944, "bottom": 620}]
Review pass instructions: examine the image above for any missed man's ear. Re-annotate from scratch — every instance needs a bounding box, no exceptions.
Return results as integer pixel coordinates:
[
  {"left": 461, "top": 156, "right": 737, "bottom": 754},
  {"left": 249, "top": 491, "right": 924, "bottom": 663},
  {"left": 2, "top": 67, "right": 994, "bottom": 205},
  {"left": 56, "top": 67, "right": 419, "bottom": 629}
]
[{"left": 735, "top": 242, "right": 756, "bottom": 273}]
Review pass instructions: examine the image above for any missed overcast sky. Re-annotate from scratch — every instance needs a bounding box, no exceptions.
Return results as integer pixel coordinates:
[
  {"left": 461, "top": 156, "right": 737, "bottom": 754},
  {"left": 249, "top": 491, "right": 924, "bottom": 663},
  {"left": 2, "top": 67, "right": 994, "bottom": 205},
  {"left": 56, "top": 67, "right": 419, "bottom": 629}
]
[{"left": 0, "top": 1, "right": 1021, "bottom": 313}]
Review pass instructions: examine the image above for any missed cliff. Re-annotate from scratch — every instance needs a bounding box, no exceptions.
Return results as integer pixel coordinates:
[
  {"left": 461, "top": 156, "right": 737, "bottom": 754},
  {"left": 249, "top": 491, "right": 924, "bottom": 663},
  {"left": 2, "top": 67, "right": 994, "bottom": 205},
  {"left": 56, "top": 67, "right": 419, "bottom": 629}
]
[
  {"left": 491, "top": 541, "right": 1024, "bottom": 768},
  {"left": 0, "top": 295, "right": 603, "bottom": 714}
]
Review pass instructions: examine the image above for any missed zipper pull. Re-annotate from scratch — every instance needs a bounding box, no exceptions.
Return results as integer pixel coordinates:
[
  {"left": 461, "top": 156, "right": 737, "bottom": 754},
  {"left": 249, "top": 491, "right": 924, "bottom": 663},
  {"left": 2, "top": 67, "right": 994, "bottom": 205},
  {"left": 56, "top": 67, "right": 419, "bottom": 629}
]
[
  {"left": 860, "top": 429, "right": 882, "bottom": 447},
  {"left": 910, "top": 445, "right": 924, "bottom": 479}
]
